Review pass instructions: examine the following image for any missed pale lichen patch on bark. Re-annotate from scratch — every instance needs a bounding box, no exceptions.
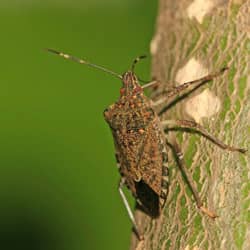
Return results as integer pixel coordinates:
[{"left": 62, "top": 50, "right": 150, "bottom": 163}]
[
  {"left": 185, "top": 89, "right": 221, "bottom": 123},
  {"left": 175, "top": 58, "right": 221, "bottom": 123},
  {"left": 150, "top": 33, "right": 162, "bottom": 55},
  {"left": 184, "top": 245, "right": 200, "bottom": 250},
  {"left": 187, "top": 0, "right": 215, "bottom": 24},
  {"left": 175, "top": 58, "right": 208, "bottom": 84}
]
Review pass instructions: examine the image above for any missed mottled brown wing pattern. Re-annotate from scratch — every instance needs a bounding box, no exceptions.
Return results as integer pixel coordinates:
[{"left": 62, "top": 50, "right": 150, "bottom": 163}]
[
  {"left": 115, "top": 128, "right": 148, "bottom": 175},
  {"left": 112, "top": 127, "right": 147, "bottom": 196},
  {"left": 139, "top": 119, "right": 164, "bottom": 196},
  {"left": 108, "top": 104, "right": 151, "bottom": 186},
  {"left": 136, "top": 115, "right": 169, "bottom": 214}
]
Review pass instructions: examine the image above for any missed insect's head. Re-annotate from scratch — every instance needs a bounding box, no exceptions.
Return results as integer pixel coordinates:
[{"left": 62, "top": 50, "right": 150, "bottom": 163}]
[
  {"left": 119, "top": 55, "right": 147, "bottom": 97},
  {"left": 120, "top": 71, "right": 142, "bottom": 97}
]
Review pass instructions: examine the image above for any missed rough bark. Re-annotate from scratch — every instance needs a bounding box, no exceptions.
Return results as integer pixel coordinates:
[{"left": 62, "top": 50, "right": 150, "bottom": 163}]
[{"left": 130, "top": 1, "right": 250, "bottom": 249}]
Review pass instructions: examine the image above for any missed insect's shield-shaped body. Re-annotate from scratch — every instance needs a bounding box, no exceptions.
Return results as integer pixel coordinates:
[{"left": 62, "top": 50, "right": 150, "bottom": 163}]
[{"left": 104, "top": 71, "right": 169, "bottom": 217}]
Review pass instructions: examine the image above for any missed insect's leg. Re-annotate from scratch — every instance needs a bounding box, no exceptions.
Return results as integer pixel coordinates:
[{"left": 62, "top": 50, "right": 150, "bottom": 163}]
[
  {"left": 141, "top": 80, "right": 158, "bottom": 89},
  {"left": 118, "top": 178, "right": 144, "bottom": 241},
  {"left": 168, "top": 138, "right": 217, "bottom": 218},
  {"left": 162, "top": 119, "right": 247, "bottom": 153},
  {"left": 152, "top": 67, "right": 228, "bottom": 107}
]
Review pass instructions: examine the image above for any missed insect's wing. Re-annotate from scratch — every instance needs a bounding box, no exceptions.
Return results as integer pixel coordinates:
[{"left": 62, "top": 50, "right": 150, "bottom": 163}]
[
  {"left": 111, "top": 128, "right": 146, "bottom": 194},
  {"left": 139, "top": 118, "right": 165, "bottom": 197},
  {"left": 113, "top": 128, "right": 161, "bottom": 217},
  {"left": 115, "top": 150, "right": 138, "bottom": 197},
  {"left": 134, "top": 118, "right": 168, "bottom": 217}
]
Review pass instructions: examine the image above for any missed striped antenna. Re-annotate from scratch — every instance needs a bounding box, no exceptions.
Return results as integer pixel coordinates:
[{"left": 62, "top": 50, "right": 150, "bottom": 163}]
[
  {"left": 131, "top": 55, "right": 147, "bottom": 72},
  {"left": 46, "top": 48, "right": 123, "bottom": 80}
]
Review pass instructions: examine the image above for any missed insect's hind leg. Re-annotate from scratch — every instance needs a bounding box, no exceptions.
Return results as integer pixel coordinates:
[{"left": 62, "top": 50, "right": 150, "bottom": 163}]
[
  {"left": 118, "top": 178, "right": 144, "bottom": 241},
  {"left": 167, "top": 138, "right": 217, "bottom": 218}
]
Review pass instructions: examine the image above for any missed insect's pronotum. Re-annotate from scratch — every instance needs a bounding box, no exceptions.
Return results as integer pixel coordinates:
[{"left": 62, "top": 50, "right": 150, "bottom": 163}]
[{"left": 47, "top": 48, "right": 246, "bottom": 240}]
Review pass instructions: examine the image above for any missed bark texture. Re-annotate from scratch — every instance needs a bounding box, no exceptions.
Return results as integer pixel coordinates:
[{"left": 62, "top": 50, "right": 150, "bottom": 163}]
[{"left": 131, "top": 1, "right": 250, "bottom": 249}]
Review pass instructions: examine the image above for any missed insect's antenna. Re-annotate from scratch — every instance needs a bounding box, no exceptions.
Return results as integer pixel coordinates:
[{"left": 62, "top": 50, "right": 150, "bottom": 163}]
[
  {"left": 46, "top": 48, "right": 123, "bottom": 80},
  {"left": 131, "top": 55, "right": 147, "bottom": 73}
]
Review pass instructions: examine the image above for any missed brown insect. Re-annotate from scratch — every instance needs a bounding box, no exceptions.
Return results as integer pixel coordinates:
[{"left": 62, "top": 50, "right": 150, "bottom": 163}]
[{"left": 47, "top": 48, "right": 247, "bottom": 240}]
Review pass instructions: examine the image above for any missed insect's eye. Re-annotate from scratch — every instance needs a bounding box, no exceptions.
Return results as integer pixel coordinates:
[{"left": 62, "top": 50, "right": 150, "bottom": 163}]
[
  {"left": 120, "top": 88, "right": 126, "bottom": 95},
  {"left": 103, "top": 108, "right": 110, "bottom": 119},
  {"left": 133, "top": 86, "right": 142, "bottom": 94}
]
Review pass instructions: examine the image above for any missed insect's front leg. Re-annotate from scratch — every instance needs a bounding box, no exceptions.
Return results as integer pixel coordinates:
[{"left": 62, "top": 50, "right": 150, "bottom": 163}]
[
  {"left": 167, "top": 138, "right": 217, "bottom": 218},
  {"left": 118, "top": 178, "right": 144, "bottom": 241},
  {"left": 161, "top": 119, "right": 247, "bottom": 153},
  {"left": 141, "top": 80, "right": 158, "bottom": 89},
  {"left": 151, "top": 67, "right": 228, "bottom": 108}
]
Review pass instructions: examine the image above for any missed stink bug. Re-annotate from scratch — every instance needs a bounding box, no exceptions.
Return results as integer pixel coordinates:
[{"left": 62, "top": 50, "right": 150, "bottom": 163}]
[{"left": 47, "top": 48, "right": 246, "bottom": 240}]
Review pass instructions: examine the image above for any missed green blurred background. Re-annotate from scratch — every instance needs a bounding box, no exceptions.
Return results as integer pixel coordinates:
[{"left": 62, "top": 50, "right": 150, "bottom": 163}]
[{"left": 0, "top": 1, "right": 157, "bottom": 249}]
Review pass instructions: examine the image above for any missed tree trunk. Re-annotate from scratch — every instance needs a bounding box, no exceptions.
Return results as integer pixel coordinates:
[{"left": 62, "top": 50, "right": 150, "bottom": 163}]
[{"left": 130, "top": 1, "right": 250, "bottom": 249}]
